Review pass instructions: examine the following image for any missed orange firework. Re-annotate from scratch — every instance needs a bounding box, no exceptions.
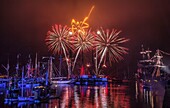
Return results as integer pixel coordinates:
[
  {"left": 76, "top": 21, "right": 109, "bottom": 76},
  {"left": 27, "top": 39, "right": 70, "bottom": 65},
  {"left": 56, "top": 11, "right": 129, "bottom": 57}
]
[{"left": 71, "top": 6, "right": 95, "bottom": 35}]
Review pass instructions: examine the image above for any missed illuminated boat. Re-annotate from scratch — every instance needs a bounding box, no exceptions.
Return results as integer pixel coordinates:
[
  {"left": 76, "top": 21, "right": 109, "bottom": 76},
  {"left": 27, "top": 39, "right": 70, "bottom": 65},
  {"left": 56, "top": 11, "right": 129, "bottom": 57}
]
[
  {"left": 17, "top": 80, "right": 41, "bottom": 88},
  {"left": 137, "top": 45, "right": 169, "bottom": 89},
  {"left": 18, "top": 86, "right": 50, "bottom": 103},
  {"left": 74, "top": 75, "right": 108, "bottom": 85},
  {"left": 51, "top": 77, "right": 75, "bottom": 84},
  {"left": 0, "top": 75, "right": 10, "bottom": 88},
  {"left": 4, "top": 88, "right": 20, "bottom": 103},
  {"left": 31, "top": 85, "right": 50, "bottom": 103}
]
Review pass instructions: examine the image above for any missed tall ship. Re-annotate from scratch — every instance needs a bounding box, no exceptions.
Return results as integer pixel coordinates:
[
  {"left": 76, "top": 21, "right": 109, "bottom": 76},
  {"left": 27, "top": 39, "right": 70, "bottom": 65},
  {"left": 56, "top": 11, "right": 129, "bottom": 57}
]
[{"left": 137, "top": 45, "right": 170, "bottom": 88}]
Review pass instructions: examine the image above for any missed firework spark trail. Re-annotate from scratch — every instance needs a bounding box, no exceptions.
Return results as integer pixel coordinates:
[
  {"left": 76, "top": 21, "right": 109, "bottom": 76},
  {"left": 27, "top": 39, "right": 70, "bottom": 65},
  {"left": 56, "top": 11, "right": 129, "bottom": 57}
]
[
  {"left": 71, "top": 29, "right": 94, "bottom": 71},
  {"left": 97, "top": 47, "right": 107, "bottom": 72},
  {"left": 95, "top": 27, "right": 129, "bottom": 74},
  {"left": 61, "top": 42, "right": 69, "bottom": 68},
  {"left": 45, "top": 24, "right": 73, "bottom": 73},
  {"left": 72, "top": 47, "right": 81, "bottom": 72},
  {"left": 71, "top": 6, "right": 94, "bottom": 35}
]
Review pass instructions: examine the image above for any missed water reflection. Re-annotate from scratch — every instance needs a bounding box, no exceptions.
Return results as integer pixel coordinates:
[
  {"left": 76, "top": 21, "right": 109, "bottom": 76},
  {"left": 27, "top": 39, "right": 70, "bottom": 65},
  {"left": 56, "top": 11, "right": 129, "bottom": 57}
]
[
  {"left": 135, "top": 81, "right": 165, "bottom": 108},
  {"left": 1, "top": 81, "right": 166, "bottom": 108},
  {"left": 54, "top": 83, "right": 131, "bottom": 108},
  {"left": 163, "top": 88, "right": 170, "bottom": 108}
]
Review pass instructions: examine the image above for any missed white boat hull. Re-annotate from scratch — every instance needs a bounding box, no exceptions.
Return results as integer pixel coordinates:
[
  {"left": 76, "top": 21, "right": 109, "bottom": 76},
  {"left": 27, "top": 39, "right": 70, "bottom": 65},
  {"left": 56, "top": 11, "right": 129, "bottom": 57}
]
[{"left": 52, "top": 80, "right": 72, "bottom": 84}]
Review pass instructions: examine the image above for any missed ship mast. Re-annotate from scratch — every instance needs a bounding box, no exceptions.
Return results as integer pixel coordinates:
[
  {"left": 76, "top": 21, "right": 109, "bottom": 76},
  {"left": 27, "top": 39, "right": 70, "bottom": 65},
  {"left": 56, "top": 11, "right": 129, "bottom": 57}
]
[
  {"left": 42, "top": 56, "right": 54, "bottom": 83},
  {"left": 152, "top": 49, "right": 164, "bottom": 77},
  {"left": 35, "top": 53, "right": 38, "bottom": 77},
  {"left": 139, "top": 45, "right": 152, "bottom": 63},
  {"left": 16, "top": 54, "right": 20, "bottom": 77},
  {"left": 145, "top": 48, "right": 152, "bottom": 60},
  {"left": 26, "top": 54, "right": 33, "bottom": 78},
  {"left": 2, "top": 58, "right": 10, "bottom": 78},
  {"left": 140, "top": 45, "right": 146, "bottom": 60}
]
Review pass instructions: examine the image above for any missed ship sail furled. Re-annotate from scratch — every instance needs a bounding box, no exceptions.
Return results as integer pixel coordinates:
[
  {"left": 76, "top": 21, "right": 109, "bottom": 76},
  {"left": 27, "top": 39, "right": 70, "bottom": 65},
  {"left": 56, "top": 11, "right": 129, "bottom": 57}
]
[{"left": 151, "top": 49, "right": 169, "bottom": 77}]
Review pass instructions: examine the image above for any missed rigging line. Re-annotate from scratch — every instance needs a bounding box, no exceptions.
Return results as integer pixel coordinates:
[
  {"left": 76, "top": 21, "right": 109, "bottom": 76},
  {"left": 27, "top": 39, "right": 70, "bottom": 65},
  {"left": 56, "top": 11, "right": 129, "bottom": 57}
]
[{"left": 160, "top": 50, "right": 170, "bottom": 56}]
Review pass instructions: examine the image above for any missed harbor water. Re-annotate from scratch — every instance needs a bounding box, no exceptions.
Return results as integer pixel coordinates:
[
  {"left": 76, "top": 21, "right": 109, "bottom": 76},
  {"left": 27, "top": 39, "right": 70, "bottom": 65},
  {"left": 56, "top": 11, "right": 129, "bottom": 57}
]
[{"left": 0, "top": 81, "right": 168, "bottom": 108}]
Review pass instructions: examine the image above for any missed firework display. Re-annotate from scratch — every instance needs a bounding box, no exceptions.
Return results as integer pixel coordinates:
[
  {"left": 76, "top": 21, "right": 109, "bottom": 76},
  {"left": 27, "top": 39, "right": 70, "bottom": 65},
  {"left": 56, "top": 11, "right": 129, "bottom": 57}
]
[
  {"left": 71, "top": 6, "right": 94, "bottom": 35},
  {"left": 94, "top": 28, "right": 129, "bottom": 71},
  {"left": 45, "top": 24, "right": 73, "bottom": 55},
  {"left": 71, "top": 29, "right": 95, "bottom": 71},
  {"left": 45, "top": 6, "right": 129, "bottom": 75},
  {"left": 45, "top": 24, "right": 73, "bottom": 73}
]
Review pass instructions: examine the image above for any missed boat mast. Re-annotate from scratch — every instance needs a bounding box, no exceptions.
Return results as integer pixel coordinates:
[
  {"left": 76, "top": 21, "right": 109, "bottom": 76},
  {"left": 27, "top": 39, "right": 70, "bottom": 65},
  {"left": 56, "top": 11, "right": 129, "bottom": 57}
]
[
  {"left": 21, "top": 67, "right": 24, "bottom": 97},
  {"left": 48, "top": 56, "right": 54, "bottom": 81},
  {"left": 2, "top": 57, "right": 10, "bottom": 78},
  {"left": 35, "top": 53, "right": 38, "bottom": 77},
  {"left": 152, "top": 49, "right": 163, "bottom": 77},
  {"left": 42, "top": 56, "right": 54, "bottom": 84},
  {"left": 139, "top": 45, "right": 153, "bottom": 63},
  {"left": 140, "top": 45, "right": 146, "bottom": 60},
  {"left": 67, "top": 57, "right": 71, "bottom": 79},
  {"left": 145, "top": 48, "right": 152, "bottom": 60},
  {"left": 95, "top": 46, "right": 98, "bottom": 75},
  {"left": 16, "top": 54, "right": 20, "bottom": 77},
  {"left": 59, "top": 55, "right": 62, "bottom": 77}
]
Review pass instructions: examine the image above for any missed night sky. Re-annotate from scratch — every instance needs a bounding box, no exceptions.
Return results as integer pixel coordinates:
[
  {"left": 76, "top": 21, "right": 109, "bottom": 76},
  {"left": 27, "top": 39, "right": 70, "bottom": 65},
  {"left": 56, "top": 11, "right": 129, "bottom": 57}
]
[{"left": 0, "top": 0, "right": 170, "bottom": 75}]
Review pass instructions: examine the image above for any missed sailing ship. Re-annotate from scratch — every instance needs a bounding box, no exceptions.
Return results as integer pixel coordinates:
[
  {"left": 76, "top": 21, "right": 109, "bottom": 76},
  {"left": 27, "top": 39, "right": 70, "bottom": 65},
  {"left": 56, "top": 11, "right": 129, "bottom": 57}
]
[
  {"left": 137, "top": 45, "right": 169, "bottom": 88},
  {"left": 48, "top": 56, "right": 75, "bottom": 84}
]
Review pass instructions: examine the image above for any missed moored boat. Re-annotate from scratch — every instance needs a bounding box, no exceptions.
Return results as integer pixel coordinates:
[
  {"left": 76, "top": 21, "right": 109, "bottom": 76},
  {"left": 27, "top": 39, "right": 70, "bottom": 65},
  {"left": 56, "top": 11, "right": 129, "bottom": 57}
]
[
  {"left": 51, "top": 77, "right": 75, "bottom": 84},
  {"left": 74, "top": 75, "right": 108, "bottom": 85},
  {"left": 137, "top": 45, "right": 170, "bottom": 89}
]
